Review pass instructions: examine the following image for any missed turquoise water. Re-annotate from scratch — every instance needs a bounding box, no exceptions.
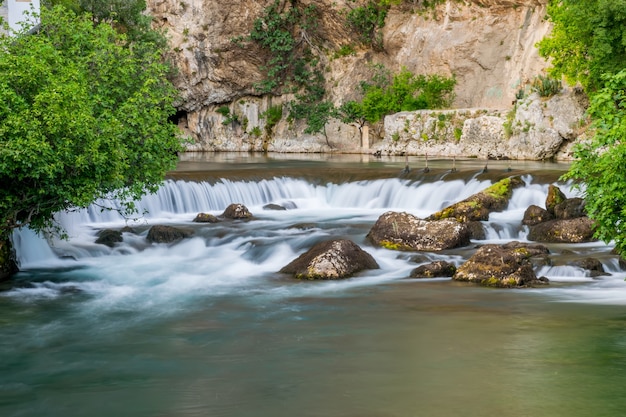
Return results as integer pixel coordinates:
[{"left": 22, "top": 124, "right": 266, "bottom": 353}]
[{"left": 2, "top": 154, "right": 626, "bottom": 417}]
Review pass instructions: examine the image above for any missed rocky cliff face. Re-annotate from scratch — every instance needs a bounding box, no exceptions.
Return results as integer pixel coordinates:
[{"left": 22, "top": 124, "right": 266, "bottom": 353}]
[{"left": 147, "top": 0, "right": 568, "bottom": 157}]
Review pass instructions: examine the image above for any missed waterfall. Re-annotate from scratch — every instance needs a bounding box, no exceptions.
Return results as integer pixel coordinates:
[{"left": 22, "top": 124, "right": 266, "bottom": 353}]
[{"left": 13, "top": 175, "right": 556, "bottom": 269}]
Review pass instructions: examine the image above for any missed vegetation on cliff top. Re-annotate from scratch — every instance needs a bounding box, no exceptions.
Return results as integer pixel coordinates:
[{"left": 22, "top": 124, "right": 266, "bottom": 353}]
[{"left": 0, "top": 4, "right": 182, "bottom": 240}]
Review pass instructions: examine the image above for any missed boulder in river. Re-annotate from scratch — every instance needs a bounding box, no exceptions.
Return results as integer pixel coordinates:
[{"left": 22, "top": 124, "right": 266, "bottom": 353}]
[
  {"left": 147, "top": 225, "right": 194, "bottom": 244},
  {"left": 453, "top": 241, "right": 550, "bottom": 287},
  {"left": 427, "top": 176, "right": 525, "bottom": 222},
  {"left": 410, "top": 260, "right": 457, "bottom": 278},
  {"left": 280, "top": 239, "right": 379, "bottom": 280},
  {"left": 95, "top": 229, "right": 123, "bottom": 247},
  {"left": 527, "top": 217, "right": 596, "bottom": 243},
  {"left": 570, "top": 257, "right": 608, "bottom": 277},
  {"left": 522, "top": 205, "right": 554, "bottom": 226},
  {"left": 545, "top": 184, "right": 567, "bottom": 215},
  {"left": 367, "top": 211, "right": 470, "bottom": 251},
  {"left": 554, "top": 197, "right": 586, "bottom": 220},
  {"left": 221, "top": 203, "right": 253, "bottom": 219},
  {"left": 193, "top": 212, "right": 220, "bottom": 223}
]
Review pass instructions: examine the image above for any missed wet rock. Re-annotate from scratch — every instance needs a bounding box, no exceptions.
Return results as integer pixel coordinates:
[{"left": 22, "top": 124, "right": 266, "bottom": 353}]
[
  {"left": 280, "top": 239, "right": 379, "bottom": 280},
  {"left": 466, "top": 221, "right": 486, "bottom": 240},
  {"left": 570, "top": 257, "right": 607, "bottom": 277},
  {"left": 367, "top": 211, "right": 471, "bottom": 251},
  {"left": 147, "top": 225, "right": 194, "bottom": 244},
  {"left": 428, "top": 176, "right": 525, "bottom": 222},
  {"left": 193, "top": 212, "right": 220, "bottom": 223},
  {"left": 95, "top": 229, "right": 123, "bottom": 247},
  {"left": 453, "top": 241, "right": 550, "bottom": 287},
  {"left": 288, "top": 223, "right": 317, "bottom": 230},
  {"left": 522, "top": 205, "right": 554, "bottom": 226},
  {"left": 527, "top": 217, "right": 596, "bottom": 243},
  {"left": 221, "top": 203, "right": 252, "bottom": 219},
  {"left": 263, "top": 203, "right": 287, "bottom": 211},
  {"left": 410, "top": 261, "right": 456, "bottom": 278},
  {"left": 554, "top": 197, "right": 586, "bottom": 220},
  {"left": 545, "top": 184, "right": 567, "bottom": 215}
]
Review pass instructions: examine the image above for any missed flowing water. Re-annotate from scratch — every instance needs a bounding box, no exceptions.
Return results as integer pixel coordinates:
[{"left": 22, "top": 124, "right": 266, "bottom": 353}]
[{"left": 2, "top": 153, "right": 626, "bottom": 417}]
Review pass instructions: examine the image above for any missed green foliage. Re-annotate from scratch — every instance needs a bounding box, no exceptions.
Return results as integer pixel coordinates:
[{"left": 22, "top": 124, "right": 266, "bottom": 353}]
[
  {"left": 358, "top": 67, "right": 455, "bottom": 123},
  {"left": 216, "top": 106, "right": 230, "bottom": 117},
  {"left": 346, "top": 1, "right": 390, "bottom": 50},
  {"left": 216, "top": 106, "right": 239, "bottom": 125},
  {"left": 562, "top": 70, "right": 626, "bottom": 255},
  {"left": 250, "top": 126, "right": 262, "bottom": 137},
  {"left": 537, "top": 0, "right": 626, "bottom": 92},
  {"left": 503, "top": 106, "right": 517, "bottom": 138},
  {"left": 333, "top": 44, "right": 356, "bottom": 59},
  {"left": 0, "top": 6, "right": 182, "bottom": 237},
  {"left": 262, "top": 105, "right": 283, "bottom": 131},
  {"left": 43, "top": 0, "right": 163, "bottom": 46},
  {"left": 242, "top": 0, "right": 321, "bottom": 95},
  {"left": 530, "top": 74, "right": 562, "bottom": 97},
  {"left": 453, "top": 127, "right": 463, "bottom": 141}
]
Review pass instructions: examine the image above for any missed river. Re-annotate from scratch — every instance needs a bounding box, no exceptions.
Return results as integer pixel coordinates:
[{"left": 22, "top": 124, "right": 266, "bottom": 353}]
[{"left": 2, "top": 153, "right": 626, "bottom": 417}]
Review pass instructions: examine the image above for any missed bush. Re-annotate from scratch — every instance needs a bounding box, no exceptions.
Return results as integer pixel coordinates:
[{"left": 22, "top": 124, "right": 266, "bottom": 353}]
[
  {"left": 531, "top": 75, "right": 562, "bottom": 97},
  {"left": 359, "top": 66, "right": 456, "bottom": 123}
]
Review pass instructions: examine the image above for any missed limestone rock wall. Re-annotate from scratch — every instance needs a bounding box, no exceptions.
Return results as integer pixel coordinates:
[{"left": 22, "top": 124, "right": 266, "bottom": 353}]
[
  {"left": 380, "top": 87, "right": 588, "bottom": 160},
  {"left": 147, "top": 0, "right": 558, "bottom": 155}
]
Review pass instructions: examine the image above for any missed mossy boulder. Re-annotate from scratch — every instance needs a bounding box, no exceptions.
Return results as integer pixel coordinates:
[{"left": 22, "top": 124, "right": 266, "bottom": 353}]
[
  {"left": 527, "top": 217, "right": 596, "bottom": 243},
  {"left": 427, "top": 176, "right": 525, "bottom": 222},
  {"left": 280, "top": 239, "right": 379, "bottom": 280},
  {"left": 147, "top": 225, "right": 194, "bottom": 244},
  {"left": 545, "top": 184, "right": 567, "bottom": 215},
  {"left": 221, "top": 203, "right": 252, "bottom": 219},
  {"left": 367, "top": 211, "right": 471, "bottom": 251},
  {"left": 410, "top": 260, "right": 457, "bottom": 278},
  {"left": 453, "top": 241, "right": 550, "bottom": 287}
]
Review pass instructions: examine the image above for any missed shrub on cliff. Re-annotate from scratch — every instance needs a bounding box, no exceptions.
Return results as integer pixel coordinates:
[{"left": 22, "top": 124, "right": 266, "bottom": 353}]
[{"left": 0, "top": 6, "right": 182, "bottom": 239}]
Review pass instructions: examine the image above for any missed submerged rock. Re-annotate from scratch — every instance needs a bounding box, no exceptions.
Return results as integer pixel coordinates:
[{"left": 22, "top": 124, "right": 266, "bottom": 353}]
[
  {"left": 95, "top": 229, "right": 123, "bottom": 247},
  {"left": 570, "top": 257, "right": 607, "bottom": 277},
  {"left": 147, "top": 225, "right": 194, "bottom": 244},
  {"left": 428, "top": 176, "right": 525, "bottom": 222},
  {"left": 263, "top": 203, "right": 287, "bottom": 211},
  {"left": 367, "top": 211, "right": 470, "bottom": 251},
  {"left": 410, "top": 261, "right": 457, "bottom": 278},
  {"left": 453, "top": 241, "right": 550, "bottom": 287},
  {"left": 193, "top": 212, "right": 220, "bottom": 223},
  {"left": 280, "top": 239, "right": 379, "bottom": 280},
  {"left": 221, "top": 203, "right": 252, "bottom": 219}
]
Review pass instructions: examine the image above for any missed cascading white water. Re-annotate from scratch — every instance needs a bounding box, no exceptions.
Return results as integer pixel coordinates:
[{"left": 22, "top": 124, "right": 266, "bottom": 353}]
[{"left": 7, "top": 173, "right": 625, "bottom": 307}]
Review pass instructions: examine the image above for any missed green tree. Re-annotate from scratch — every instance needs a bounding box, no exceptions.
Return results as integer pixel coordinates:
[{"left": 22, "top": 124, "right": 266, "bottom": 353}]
[
  {"left": 0, "top": 6, "right": 182, "bottom": 238},
  {"left": 537, "top": 0, "right": 626, "bottom": 92},
  {"left": 562, "top": 70, "right": 626, "bottom": 255}
]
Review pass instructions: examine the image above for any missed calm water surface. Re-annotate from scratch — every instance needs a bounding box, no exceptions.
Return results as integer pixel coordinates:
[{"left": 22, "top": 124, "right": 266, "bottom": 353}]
[{"left": 2, "top": 153, "right": 625, "bottom": 417}]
